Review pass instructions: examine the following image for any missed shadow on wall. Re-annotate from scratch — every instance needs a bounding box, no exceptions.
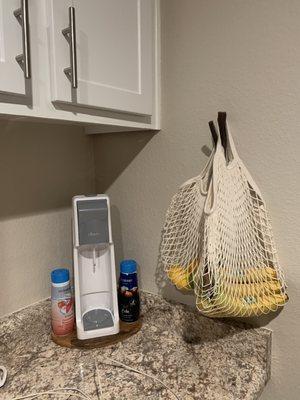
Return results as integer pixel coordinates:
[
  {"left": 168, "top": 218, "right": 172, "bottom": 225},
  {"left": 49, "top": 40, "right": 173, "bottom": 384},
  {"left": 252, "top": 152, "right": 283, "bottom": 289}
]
[
  {"left": 0, "top": 119, "right": 95, "bottom": 220},
  {"left": 110, "top": 204, "right": 124, "bottom": 277},
  {"left": 93, "top": 130, "right": 156, "bottom": 192},
  {"left": 93, "top": 129, "right": 157, "bottom": 271}
]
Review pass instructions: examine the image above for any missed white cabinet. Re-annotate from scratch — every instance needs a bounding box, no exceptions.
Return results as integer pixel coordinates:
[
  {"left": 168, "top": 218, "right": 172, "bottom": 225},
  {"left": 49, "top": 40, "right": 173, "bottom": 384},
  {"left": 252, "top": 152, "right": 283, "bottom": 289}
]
[
  {"left": 0, "top": 0, "right": 30, "bottom": 98},
  {"left": 0, "top": 0, "right": 160, "bottom": 132},
  {"left": 48, "top": 0, "right": 154, "bottom": 116}
]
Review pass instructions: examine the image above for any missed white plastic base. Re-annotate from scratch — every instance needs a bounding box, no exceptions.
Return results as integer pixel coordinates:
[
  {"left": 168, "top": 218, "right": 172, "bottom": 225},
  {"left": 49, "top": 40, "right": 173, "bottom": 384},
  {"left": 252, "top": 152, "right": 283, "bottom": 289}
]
[{"left": 76, "top": 319, "right": 120, "bottom": 340}]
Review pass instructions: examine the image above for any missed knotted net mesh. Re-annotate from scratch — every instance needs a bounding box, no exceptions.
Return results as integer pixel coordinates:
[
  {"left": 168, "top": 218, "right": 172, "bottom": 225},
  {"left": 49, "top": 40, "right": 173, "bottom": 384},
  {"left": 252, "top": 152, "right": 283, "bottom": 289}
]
[
  {"left": 195, "top": 142, "right": 288, "bottom": 317},
  {"left": 159, "top": 122, "right": 288, "bottom": 318},
  {"left": 159, "top": 153, "right": 214, "bottom": 291}
]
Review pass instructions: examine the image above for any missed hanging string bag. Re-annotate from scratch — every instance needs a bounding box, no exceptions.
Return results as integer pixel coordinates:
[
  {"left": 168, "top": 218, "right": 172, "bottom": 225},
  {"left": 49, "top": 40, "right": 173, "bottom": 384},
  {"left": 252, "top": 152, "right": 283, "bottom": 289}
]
[{"left": 194, "top": 113, "right": 288, "bottom": 317}]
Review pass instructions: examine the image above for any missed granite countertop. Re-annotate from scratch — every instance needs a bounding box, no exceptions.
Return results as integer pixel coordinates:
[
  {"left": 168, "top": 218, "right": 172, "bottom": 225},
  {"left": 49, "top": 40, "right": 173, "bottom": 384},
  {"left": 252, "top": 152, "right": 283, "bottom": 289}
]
[{"left": 0, "top": 292, "right": 271, "bottom": 400}]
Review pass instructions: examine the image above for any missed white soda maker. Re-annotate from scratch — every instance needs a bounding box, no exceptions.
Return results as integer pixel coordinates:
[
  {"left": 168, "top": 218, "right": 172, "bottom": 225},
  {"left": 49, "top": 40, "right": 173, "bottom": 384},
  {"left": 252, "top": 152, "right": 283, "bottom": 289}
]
[{"left": 72, "top": 194, "right": 119, "bottom": 340}]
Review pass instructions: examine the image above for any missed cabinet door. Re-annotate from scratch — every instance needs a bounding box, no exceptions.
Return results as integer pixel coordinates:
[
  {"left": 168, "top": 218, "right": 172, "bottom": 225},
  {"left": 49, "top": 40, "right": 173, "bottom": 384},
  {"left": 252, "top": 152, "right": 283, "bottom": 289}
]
[
  {"left": 0, "top": 0, "right": 29, "bottom": 97},
  {"left": 49, "top": 0, "right": 154, "bottom": 116}
]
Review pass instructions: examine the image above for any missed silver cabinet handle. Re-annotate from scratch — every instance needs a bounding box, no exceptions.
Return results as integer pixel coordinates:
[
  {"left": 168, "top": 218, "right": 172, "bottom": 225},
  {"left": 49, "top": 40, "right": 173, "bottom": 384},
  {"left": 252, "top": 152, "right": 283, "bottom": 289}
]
[
  {"left": 14, "top": 0, "right": 31, "bottom": 79},
  {"left": 62, "top": 7, "right": 78, "bottom": 89}
]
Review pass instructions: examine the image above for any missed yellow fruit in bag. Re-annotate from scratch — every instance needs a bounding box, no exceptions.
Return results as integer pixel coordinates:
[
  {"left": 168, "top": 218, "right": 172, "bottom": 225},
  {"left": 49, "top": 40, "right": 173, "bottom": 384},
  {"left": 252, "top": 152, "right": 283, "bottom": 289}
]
[
  {"left": 167, "top": 260, "right": 199, "bottom": 290},
  {"left": 243, "top": 266, "right": 278, "bottom": 282},
  {"left": 196, "top": 290, "right": 288, "bottom": 318},
  {"left": 219, "top": 266, "right": 278, "bottom": 283},
  {"left": 219, "top": 292, "right": 288, "bottom": 317},
  {"left": 167, "top": 266, "right": 190, "bottom": 290},
  {"left": 219, "top": 280, "right": 283, "bottom": 296}
]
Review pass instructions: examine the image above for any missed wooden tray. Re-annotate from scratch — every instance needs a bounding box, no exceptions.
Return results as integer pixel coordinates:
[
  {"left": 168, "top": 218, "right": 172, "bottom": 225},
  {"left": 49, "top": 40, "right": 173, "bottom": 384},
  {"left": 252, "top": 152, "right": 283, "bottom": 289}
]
[{"left": 51, "top": 319, "right": 142, "bottom": 349}]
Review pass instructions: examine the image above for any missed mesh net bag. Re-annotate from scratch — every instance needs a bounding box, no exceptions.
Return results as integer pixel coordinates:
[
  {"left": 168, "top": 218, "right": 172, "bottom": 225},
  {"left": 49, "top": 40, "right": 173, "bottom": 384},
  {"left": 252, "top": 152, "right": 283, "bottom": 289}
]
[
  {"left": 195, "top": 121, "right": 288, "bottom": 317},
  {"left": 159, "top": 134, "right": 216, "bottom": 291}
]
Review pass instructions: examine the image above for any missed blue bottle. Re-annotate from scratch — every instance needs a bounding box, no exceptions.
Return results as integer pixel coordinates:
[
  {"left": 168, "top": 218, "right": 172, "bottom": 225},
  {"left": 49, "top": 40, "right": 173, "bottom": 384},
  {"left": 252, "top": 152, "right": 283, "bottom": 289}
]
[{"left": 118, "top": 260, "right": 140, "bottom": 323}]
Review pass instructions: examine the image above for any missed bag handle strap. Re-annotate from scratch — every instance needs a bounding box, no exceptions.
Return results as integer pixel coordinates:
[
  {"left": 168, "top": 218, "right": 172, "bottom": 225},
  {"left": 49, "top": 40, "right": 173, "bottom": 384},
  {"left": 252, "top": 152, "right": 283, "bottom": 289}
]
[
  {"left": 218, "top": 111, "right": 242, "bottom": 166},
  {"left": 180, "top": 121, "right": 218, "bottom": 190},
  {"left": 209, "top": 120, "right": 218, "bottom": 147},
  {"left": 203, "top": 121, "right": 224, "bottom": 214},
  {"left": 198, "top": 120, "right": 219, "bottom": 194},
  {"left": 218, "top": 112, "right": 228, "bottom": 158},
  {"left": 205, "top": 114, "right": 265, "bottom": 215},
  {"left": 221, "top": 114, "right": 265, "bottom": 201}
]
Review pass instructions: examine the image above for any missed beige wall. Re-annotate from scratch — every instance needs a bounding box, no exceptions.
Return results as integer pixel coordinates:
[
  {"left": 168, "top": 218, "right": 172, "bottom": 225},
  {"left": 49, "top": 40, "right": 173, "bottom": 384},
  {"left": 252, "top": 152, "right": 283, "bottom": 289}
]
[
  {"left": 94, "top": 1, "right": 300, "bottom": 399},
  {"left": 0, "top": 1, "right": 298, "bottom": 397},
  {"left": 0, "top": 120, "right": 94, "bottom": 316}
]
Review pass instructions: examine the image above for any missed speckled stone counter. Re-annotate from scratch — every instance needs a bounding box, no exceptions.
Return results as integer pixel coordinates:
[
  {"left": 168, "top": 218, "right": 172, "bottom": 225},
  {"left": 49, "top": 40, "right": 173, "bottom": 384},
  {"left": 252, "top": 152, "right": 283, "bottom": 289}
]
[{"left": 0, "top": 292, "right": 271, "bottom": 400}]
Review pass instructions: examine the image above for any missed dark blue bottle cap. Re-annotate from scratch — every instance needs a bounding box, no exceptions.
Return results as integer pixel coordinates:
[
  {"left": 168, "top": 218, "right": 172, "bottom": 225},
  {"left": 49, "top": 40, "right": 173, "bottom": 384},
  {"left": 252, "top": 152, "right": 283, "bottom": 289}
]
[
  {"left": 51, "top": 268, "right": 70, "bottom": 284},
  {"left": 120, "top": 259, "right": 137, "bottom": 274}
]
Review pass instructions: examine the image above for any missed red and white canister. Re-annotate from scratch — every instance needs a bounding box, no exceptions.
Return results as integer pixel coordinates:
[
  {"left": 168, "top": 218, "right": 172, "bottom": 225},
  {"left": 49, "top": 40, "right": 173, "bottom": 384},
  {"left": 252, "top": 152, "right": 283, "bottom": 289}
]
[{"left": 51, "top": 268, "right": 74, "bottom": 336}]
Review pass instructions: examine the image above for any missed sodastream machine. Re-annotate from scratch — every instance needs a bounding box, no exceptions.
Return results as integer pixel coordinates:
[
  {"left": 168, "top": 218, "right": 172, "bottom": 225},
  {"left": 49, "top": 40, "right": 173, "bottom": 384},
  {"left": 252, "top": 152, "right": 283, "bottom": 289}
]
[{"left": 72, "top": 195, "right": 119, "bottom": 339}]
